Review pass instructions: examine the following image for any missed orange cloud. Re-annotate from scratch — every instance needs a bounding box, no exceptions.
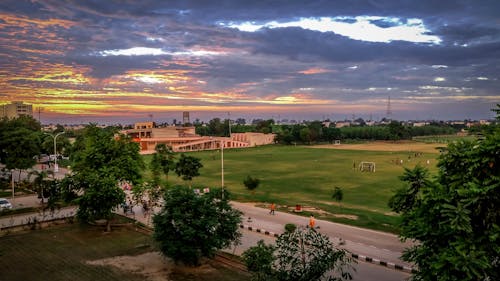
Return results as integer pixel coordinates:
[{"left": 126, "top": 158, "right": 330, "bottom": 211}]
[
  {"left": 0, "top": 13, "right": 76, "bottom": 29},
  {"left": 298, "top": 68, "right": 332, "bottom": 75}
]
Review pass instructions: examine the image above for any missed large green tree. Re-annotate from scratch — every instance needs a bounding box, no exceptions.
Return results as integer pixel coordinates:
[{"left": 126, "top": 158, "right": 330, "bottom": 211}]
[
  {"left": 153, "top": 186, "right": 242, "bottom": 266},
  {"left": 0, "top": 116, "right": 41, "bottom": 189},
  {"left": 174, "top": 154, "right": 203, "bottom": 187},
  {"left": 66, "top": 125, "right": 144, "bottom": 230},
  {"left": 389, "top": 128, "right": 500, "bottom": 280}
]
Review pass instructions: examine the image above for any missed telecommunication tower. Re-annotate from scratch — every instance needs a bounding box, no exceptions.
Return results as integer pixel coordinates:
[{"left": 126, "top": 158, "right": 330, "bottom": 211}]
[{"left": 386, "top": 96, "right": 392, "bottom": 119}]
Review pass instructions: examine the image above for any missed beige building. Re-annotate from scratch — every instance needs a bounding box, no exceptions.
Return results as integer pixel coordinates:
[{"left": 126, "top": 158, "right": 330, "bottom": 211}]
[
  {"left": 121, "top": 122, "right": 276, "bottom": 154},
  {"left": 1, "top": 101, "right": 33, "bottom": 119}
]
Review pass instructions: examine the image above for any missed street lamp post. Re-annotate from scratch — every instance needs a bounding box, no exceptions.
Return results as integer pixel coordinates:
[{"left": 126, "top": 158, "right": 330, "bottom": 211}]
[
  {"left": 221, "top": 139, "right": 224, "bottom": 200},
  {"left": 45, "top": 132, "right": 65, "bottom": 173}
]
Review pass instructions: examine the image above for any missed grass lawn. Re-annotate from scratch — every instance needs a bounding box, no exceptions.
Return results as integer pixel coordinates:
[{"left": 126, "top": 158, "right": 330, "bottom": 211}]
[
  {"left": 144, "top": 143, "right": 442, "bottom": 233},
  {"left": 0, "top": 223, "right": 249, "bottom": 281}
]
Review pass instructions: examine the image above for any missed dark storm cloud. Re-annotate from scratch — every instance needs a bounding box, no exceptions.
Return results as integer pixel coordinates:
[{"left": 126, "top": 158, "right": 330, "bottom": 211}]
[{"left": 0, "top": 0, "right": 498, "bottom": 121}]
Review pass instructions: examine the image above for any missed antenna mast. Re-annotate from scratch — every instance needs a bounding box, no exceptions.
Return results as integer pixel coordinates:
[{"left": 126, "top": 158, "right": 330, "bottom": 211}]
[{"left": 386, "top": 96, "right": 392, "bottom": 119}]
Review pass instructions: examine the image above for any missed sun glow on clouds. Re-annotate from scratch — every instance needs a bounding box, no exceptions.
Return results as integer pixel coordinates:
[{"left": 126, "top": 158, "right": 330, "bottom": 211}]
[
  {"left": 221, "top": 16, "right": 441, "bottom": 44},
  {"left": 299, "top": 68, "right": 331, "bottom": 75},
  {"left": 98, "top": 47, "right": 224, "bottom": 57}
]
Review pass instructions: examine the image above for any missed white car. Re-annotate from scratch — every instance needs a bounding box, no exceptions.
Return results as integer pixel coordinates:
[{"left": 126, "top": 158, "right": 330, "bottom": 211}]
[{"left": 0, "top": 198, "right": 12, "bottom": 210}]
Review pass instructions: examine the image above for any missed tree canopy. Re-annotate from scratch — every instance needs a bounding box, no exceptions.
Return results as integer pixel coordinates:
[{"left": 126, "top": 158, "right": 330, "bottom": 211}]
[
  {"left": 71, "top": 125, "right": 144, "bottom": 184},
  {"left": 174, "top": 154, "right": 203, "bottom": 186},
  {"left": 153, "top": 185, "right": 242, "bottom": 266},
  {"left": 0, "top": 116, "right": 41, "bottom": 170},
  {"left": 389, "top": 126, "right": 500, "bottom": 280},
  {"left": 64, "top": 124, "right": 144, "bottom": 229}
]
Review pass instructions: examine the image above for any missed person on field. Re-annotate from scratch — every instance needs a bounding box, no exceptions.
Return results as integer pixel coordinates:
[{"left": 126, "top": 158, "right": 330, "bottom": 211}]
[
  {"left": 269, "top": 202, "right": 276, "bottom": 215},
  {"left": 309, "top": 215, "right": 316, "bottom": 229}
]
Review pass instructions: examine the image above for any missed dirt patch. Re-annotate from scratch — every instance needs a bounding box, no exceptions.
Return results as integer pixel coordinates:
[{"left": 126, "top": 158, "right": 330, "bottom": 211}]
[
  {"left": 332, "top": 214, "right": 358, "bottom": 220},
  {"left": 287, "top": 206, "right": 358, "bottom": 220},
  {"left": 87, "top": 252, "right": 223, "bottom": 281},
  {"left": 311, "top": 141, "right": 442, "bottom": 154},
  {"left": 87, "top": 252, "right": 172, "bottom": 281}
]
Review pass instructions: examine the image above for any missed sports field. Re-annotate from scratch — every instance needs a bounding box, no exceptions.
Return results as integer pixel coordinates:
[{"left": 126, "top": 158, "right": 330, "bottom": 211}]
[{"left": 144, "top": 141, "right": 444, "bottom": 233}]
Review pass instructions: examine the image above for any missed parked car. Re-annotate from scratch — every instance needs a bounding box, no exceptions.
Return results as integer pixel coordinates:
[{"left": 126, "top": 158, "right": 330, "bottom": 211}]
[{"left": 0, "top": 198, "right": 12, "bottom": 210}]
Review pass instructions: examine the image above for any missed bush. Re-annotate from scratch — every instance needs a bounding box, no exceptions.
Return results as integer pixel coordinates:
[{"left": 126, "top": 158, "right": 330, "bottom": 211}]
[{"left": 284, "top": 223, "right": 297, "bottom": 233}]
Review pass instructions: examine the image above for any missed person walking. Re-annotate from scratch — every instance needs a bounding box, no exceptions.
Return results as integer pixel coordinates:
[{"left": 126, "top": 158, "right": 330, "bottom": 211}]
[
  {"left": 269, "top": 202, "right": 276, "bottom": 215},
  {"left": 309, "top": 215, "right": 316, "bottom": 229},
  {"left": 142, "top": 200, "right": 149, "bottom": 218}
]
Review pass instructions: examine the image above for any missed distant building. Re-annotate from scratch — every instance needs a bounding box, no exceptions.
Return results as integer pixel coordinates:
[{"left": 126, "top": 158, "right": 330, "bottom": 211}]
[
  {"left": 182, "top": 111, "right": 190, "bottom": 125},
  {"left": 412, "top": 122, "right": 429, "bottom": 127},
  {"left": 1, "top": 101, "right": 33, "bottom": 119},
  {"left": 121, "top": 121, "right": 275, "bottom": 154},
  {"left": 335, "top": 121, "right": 350, "bottom": 128}
]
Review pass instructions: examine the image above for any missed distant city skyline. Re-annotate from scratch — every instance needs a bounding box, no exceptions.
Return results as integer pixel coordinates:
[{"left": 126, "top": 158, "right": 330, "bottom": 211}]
[{"left": 1, "top": 1, "right": 499, "bottom": 123}]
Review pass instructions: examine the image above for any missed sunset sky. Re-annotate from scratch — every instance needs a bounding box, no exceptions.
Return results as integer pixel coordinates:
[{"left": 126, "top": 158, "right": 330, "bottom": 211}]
[{"left": 0, "top": 0, "right": 499, "bottom": 124}]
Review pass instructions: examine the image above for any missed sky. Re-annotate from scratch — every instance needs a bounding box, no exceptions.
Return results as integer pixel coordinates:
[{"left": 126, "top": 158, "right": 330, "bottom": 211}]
[{"left": 0, "top": 0, "right": 499, "bottom": 124}]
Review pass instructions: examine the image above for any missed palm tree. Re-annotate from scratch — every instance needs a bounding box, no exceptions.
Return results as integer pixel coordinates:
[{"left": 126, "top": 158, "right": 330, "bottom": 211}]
[{"left": 28, "top": 169, "right": 53, "bottom": 203}]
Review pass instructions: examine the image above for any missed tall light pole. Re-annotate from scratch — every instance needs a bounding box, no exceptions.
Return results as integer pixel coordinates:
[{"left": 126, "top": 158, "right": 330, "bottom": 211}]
[
  {"left": 228, "top": 112, "right": 231, "bottom": 137},
  {"left": 45, "top": 132, "right": 65, "bottom": 173},
  {"left": 221, "top": 139, "right": 224, "bottom": 200}
]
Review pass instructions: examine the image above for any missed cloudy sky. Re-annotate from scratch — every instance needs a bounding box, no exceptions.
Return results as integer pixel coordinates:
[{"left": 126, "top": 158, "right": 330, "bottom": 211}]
[{"left": 0, "top": 0, "right": 499, "bottom": 124}]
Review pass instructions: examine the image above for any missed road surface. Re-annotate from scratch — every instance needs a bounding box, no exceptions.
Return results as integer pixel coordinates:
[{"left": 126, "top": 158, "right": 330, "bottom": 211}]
[{"left": 231, "top": 201, "right": 414, "bottom": 267}]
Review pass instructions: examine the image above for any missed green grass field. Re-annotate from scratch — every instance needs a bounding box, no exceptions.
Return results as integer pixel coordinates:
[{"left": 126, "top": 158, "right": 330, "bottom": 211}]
[
  {"left": 144, "top": 144, "right": 442, "bottom": 233},
  {"left": 413, "top": 134, "right": 476, "bottom": 143}
]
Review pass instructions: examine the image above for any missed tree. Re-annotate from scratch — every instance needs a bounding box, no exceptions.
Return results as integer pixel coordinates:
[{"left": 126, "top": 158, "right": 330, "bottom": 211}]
[
  {"left": 28, "top": 169, "right": 53, "bottom": 203},
  {"left": 0, "top": 116, "right": 41, "bottom": 190},
  {"left": 243, "top": 175, "right": 260, "bottom": 194},
  {"left": 174, "top": 154, "right": 203, "bottom": 187},
  {"left": 242, "top": 240, "right": 276, "bottom": 281},
  {"left": 491, "top": 103, "right": 500, "bottom": 120},
  {"left": 77, "top": 171, "right": 126, "bottom": 232},
  {"left": 243, "top": 227, "right": 354, "bottom": 281},
  {"left": 41, "top": 133, "right": 70, "bottom": 156},
  {"left": 153, "top": 185, "right": 242, "bottom": 266},
  {"left": 332, "top": 187, "right": 344, "bottom": 211},
  {"left": 67, "top": 125, "right": 144, "bottom": 230},
  {"left": 155, "top": 144, "right": 175, "bottom": 181},
  {"left": 0, "top": 128, "right": 40, "bottom": 171},
  {"left": 388, "top": 165, "right": 429, "bottom": 213},
  {"left": 389, "top": 128, "right": 500, "bottom": 280},
  {"left": 388, "top": 121, "right": 411, "bottom": 140},
  {"left": 71, "top": 125, "right": 144, "bottom": 185},
  {"left": 299, "top": 127, "right": 312, "bottom": 144},
  {"left": 150, "top": 153, "right": 162, "bottom": 186}
]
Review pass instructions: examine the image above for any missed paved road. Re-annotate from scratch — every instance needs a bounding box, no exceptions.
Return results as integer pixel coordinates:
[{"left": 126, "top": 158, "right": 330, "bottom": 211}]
[{"left": 231, "top": 201, "right": 414, "bottom": 267}]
